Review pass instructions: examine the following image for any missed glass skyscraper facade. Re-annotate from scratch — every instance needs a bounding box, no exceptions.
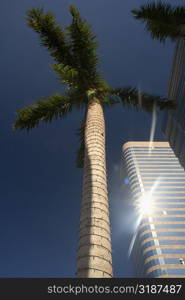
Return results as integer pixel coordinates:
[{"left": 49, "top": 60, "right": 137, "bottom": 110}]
[
  {"left": 123, "top": 141, "right": 185, "bottom": 278},
  {"left": 162, "top": 38, "right": 185, "bottom": 168}
]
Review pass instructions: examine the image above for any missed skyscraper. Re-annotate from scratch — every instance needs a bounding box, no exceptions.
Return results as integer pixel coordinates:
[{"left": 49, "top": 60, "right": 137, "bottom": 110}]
[
  {"left": 162, "top": 38, "right": 185, "bottom": 168},
  {"left": 123, "top": 141, "right": 185, "bottom": 278}
]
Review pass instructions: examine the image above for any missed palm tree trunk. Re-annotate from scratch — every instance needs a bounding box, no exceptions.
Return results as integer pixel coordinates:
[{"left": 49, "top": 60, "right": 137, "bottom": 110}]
[{"left": 77, "top": 98, "right": 113, "bottom": 278}]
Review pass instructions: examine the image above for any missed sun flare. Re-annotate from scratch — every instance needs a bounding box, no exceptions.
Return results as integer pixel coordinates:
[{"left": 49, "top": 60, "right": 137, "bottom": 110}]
[{"left": 137, "top": 194, "right": 154, "bottom": 215}]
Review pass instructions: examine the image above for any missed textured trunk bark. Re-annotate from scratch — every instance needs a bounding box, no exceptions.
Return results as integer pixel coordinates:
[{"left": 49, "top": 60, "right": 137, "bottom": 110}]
[{"left": 76, "top": 98, "right": 113, "bottom": 278}]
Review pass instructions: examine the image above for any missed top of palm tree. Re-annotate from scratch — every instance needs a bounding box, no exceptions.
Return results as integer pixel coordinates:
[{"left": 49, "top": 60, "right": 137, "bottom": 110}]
[
  {"left": 26, "top": 5, "right": 108, "bottom": 92},
  {"left": 13, "top": 5, "right": 177, "bottom": 167},
  {"left": 132, "top": 1, "right": 185, "bottom": 42}
]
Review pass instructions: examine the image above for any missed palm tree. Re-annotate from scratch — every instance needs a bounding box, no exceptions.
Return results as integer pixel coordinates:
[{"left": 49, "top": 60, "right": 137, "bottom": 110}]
[
  {"left": 131, "top": 1, "right": 185, "bottom": 42},
  {"left": 13, "top": 5, "right": 176, "bottom": 278}
]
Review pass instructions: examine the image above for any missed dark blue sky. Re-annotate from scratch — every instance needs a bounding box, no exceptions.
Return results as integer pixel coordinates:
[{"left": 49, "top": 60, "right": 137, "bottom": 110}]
[{"left": 0, "top": 0, "right": 182, "bottom": 277}]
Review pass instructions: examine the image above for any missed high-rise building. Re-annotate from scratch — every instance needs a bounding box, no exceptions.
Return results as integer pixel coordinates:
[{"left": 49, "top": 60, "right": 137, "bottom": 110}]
[
  {"left": 162, "top": 38, "right": 185, "bottom": 167},
  {"left": 122, "top": 141, "right": 185, "bottom": 278}
]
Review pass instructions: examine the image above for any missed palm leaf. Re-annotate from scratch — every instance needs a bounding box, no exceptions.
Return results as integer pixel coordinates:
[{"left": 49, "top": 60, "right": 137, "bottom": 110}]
[
  {"left": 26, "top": 9, "right": 74, "bottom": 66},
  {"left": 13, "top": 94, "right": 75, "bottom": 130},
  {"left": 132, "top": 2, "right": 185, "bottom": 42},
  {"left": 51, "top": 63, "right": 79, "bottom": 88},
  {"left": 76, "top": 119, "right": 86, "bottom": 168},
  {"left": 65, "top": 89, "right": 88, "bottom": 108},
  {"left": 110, "top": 87, "right": 177, "bottom": 112},
  {"left": 65, "top": 5, "right": 100, "bottom": 89}
]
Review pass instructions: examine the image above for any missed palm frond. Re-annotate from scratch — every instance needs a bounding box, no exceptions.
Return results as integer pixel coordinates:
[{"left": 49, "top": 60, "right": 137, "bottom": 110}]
[
  {"left": 13, "top": 94, "right": 75, "bottom": 130},
  {"left": 110, "top": 87, "right": 177, "bottom": 112},
  {"left": 65, "top": 5, "right": 100, "bottom": 89},
  {"left": 51, "top": 63, "right": 79, "bottom": 88},
  {"left": 76, "top": 119, "right": 86, "bottom": 168},
  {"left": 132, "top": 2, "right": 185, "bottom": 42},
  {"left": 101, "top": 95, "right": 119, "bottom": 108},
  {"left": 26, "top": 9, "right": 74, "bottom": 66},
  {"left": 83, "top": 80, "right": 118, "bottom": 106},
  {"left": 65, "top": 89, "right": 89, "bottom": 108}
]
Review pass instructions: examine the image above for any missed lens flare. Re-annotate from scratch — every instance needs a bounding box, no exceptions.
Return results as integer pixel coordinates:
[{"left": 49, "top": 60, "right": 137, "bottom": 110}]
[
  {"left": 137, "top": 194, "right": 154, "bottom": 215},
  {"left": 127, "top": 214, "right": 142, "bottom": 258},
  {"left": 128, "top": 177, "right": 161, "bottom": 257},
  {"left": 148, "top": 103, "right": 157, "bottom": 156},
  {"left": 135, "top": 177, "right": 161, "bottom": 216}
]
